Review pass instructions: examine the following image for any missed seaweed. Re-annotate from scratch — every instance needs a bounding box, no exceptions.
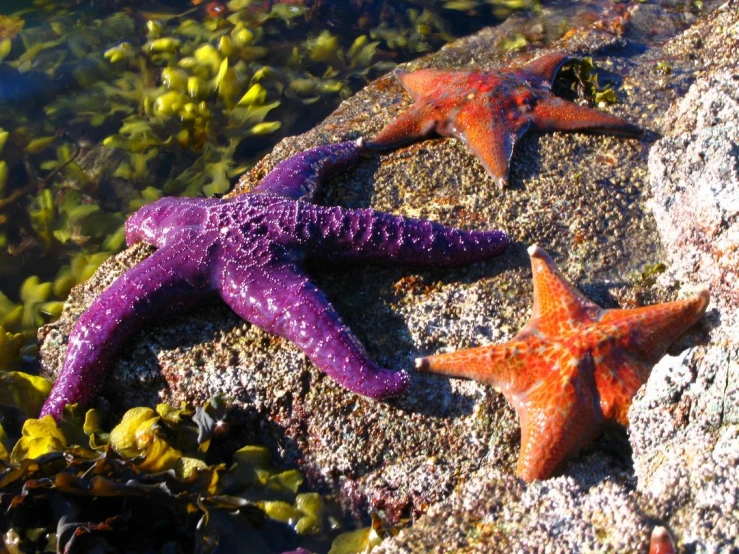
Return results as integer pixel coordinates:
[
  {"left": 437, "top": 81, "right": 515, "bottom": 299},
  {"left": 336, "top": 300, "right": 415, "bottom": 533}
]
[{"left": 0, "top": 393, "right": 396, "bottom": 553}]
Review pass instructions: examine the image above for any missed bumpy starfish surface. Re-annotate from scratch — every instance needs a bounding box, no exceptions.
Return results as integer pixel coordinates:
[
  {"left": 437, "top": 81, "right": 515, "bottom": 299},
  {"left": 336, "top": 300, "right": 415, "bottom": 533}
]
[
  {"left": 365, "top": 52, "right": 643, "bottom": 187},
  {"left": 417, "top": 245, "right": 709, "bottom": 482},
  {"left": 40, "top": 140, "right": 509, "bottom": 421}
]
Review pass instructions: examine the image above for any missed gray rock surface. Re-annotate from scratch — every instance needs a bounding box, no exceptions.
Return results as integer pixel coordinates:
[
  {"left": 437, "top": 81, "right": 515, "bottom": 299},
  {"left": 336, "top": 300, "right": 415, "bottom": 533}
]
[
  {"left": 39, "top": 1, "right": 739, "bottom": 552},
  {"left": 628, "top": 9, "right": 739, "bottom": 551}
]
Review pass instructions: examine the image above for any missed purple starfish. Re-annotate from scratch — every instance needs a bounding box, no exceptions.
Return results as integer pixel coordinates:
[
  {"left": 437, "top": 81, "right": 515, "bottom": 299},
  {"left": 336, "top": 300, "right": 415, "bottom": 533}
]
[{"left": 40, "top": 140, "right": 509, "bottom": 421}]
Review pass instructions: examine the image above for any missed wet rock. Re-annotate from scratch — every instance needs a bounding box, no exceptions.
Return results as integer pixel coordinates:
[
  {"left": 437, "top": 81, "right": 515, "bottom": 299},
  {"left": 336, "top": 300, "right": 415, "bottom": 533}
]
[{"left": 39, "top": 2, "right": 738, "bottom": 553}]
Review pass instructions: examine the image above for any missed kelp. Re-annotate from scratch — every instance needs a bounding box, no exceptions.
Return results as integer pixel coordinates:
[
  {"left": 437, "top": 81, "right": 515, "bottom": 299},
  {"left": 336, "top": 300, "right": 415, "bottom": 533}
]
[
  {"left": 565, "top": 57, "right": 622, "bottom": 106},
  {"left": 0, "top": 394, "right": 395, "bottom": 553}
]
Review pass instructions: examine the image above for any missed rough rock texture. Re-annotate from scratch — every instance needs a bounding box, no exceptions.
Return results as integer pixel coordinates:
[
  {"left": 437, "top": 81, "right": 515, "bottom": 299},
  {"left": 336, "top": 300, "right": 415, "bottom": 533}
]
[
  {"left": 629, "top": 8, "right": 739, "bottom": 551},
  {"left": 648, "top": 71, "right": 739, "bottom": 324},
  {"left": 39, "top": 1, "right": 738, "bottom": 552}
]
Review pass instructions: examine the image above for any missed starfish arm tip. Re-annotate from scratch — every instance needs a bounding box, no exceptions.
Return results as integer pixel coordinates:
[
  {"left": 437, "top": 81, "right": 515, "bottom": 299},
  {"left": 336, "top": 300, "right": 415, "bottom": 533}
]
[
  {"left": 415, "top": 357, "right": 430, "bottom": 371},
  {"left": 363, "top": 368, "right": 411, "bottom": 399},
  {"left": 649, "top": 526, "right": 677, "bottom": 554},
  {"left": 355, "top": 136, "right": 366, "bottom": 149},
  {"left": 697, "top": 287, "right": 711, "bottom": 304},
  {"left": 527, "top": 243, "right": 546, "bottom": 258}
]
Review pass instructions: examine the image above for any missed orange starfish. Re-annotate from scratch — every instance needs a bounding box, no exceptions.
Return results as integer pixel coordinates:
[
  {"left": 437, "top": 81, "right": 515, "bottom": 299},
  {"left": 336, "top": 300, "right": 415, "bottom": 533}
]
[
  {"left": 417, "top": 245, "right": 709, "bottom": 482},
  {"left": 365, "top": 52, "right": 643, "bottom": 187}
]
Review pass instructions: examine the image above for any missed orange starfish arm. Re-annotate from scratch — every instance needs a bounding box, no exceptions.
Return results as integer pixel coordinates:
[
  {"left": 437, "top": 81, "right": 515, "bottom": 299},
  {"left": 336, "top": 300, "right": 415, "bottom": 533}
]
[
  {"left": 416, "top": 336, "right": 542, "bottom": 396},
  {"left": 599, "top": 290, "right": 710, "bottom": 364},
  {"left": 395, "top": 68, "right": 449, "bottom": 101},
  {"left": 368, "top": 102, "right": 441, "bottom": 148},
  {"left": 519, "top": 51, "right": 575, "bottom": 82},
  {"left": 526, "top": 245, "right": 602, "bottom": 336},
  {"left": 368, "top": 69, "right": 455, "bottom": 148},
  {"left": 649, "top": 526, "right": 677, "bottom": 554},
  {"left": 516, "top": 361, "right": 600, "bottom": 482},
  {"left": 593, "top": 290, "right": 709, "bottom": 424},
  {"left": 451, "top": 101, "right": 519, "bottom": 188},
  {"left": 530, "top": 96, "right": 643, "bottom": 136}
]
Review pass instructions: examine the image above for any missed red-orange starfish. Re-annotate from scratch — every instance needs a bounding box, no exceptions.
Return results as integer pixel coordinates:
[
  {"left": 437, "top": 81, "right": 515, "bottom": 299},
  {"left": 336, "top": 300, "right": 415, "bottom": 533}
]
[
  {"left": 366, "top": 52, "right": 643, "bottom": 187},
  {"left": 417, "top": 245, "right": 709, "bottom": 482}
]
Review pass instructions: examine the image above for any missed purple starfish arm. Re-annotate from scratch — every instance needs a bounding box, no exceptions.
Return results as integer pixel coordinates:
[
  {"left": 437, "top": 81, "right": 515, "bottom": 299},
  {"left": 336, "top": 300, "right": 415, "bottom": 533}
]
[
  {"left": 276, "top": 203, "right": 509, "bottom": 265},
  {"left": 250, "top": 140, "right": 362, "bottom": 200},
  {"left": 218, "top": 258, "right": 409, "bottom": 398},
  {"left": 40, "top": 244, "right": 210, "bottom": 419},
  {"left": 40, "top": 140, "right": 509, "bottom": 421}
]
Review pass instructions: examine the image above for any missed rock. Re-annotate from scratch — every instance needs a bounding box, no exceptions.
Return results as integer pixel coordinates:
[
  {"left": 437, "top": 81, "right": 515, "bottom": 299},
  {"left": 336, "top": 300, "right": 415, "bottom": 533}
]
[
  {"left": 627, "top": 4, "right": 739, "bottom": 551},
  {"left": 38, "top": 1, "right": 739, "bottom": 552},
  {"left": 648, "top": 71, "right": 739, "bottom": 323}
]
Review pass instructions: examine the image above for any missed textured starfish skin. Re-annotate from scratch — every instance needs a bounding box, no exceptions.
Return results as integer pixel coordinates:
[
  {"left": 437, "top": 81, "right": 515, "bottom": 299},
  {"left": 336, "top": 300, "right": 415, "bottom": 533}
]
[
  {"left": 417, "top": 245, "right": 709, "bottom": 482},
  {"left": 365, "top": 52, "right": 643, "bottom": 187},
  {"left": 40, "top": 140, "right": 509, "bottom": 421}
]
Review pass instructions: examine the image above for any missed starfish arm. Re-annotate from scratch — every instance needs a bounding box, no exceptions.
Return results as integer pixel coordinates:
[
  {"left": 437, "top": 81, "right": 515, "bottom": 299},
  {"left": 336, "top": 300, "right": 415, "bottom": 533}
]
[
  {"left": 394, "top": 68, "right": 455, "bottom": 101},
  {"left": 365, "top": 103, "right": 441, "bottom": 150},
  {"left": 40, "top": 247, "right": 210, "bottom": 421},
  {"left": 217, "top": 256, "right": 409, "bottom": 399},
  {"left": 599, "top": 289, "right": 710, "bottom": 366},
  {"left": 275, "top": 203, "right": 509, "bottom": 266},
  {"left": 649, "top": 527, "right": 677, "bottom": 554},
  {"left": 415, "top": 337, "right": 542, "bottom": 395},
  {"left": 520, "top": 52, "right": 574, "bottom": 82},
  {"left": 526, "top": 244, "right": 603, "bottom": 336},
  {"left": 250, "top": 141, "right": 362, "bottom": 202},
  {"left": 530, "top": 96, "right": 643, "bottom": 137},
  {"left": 126, "top": 196, "right": 218, "bottom": 249},
  {"left": 450, "top": 101, "right": 521, "bottom": 188},
  {"left": 516, "top": 362, "right": 601, "bottom": 482}
]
